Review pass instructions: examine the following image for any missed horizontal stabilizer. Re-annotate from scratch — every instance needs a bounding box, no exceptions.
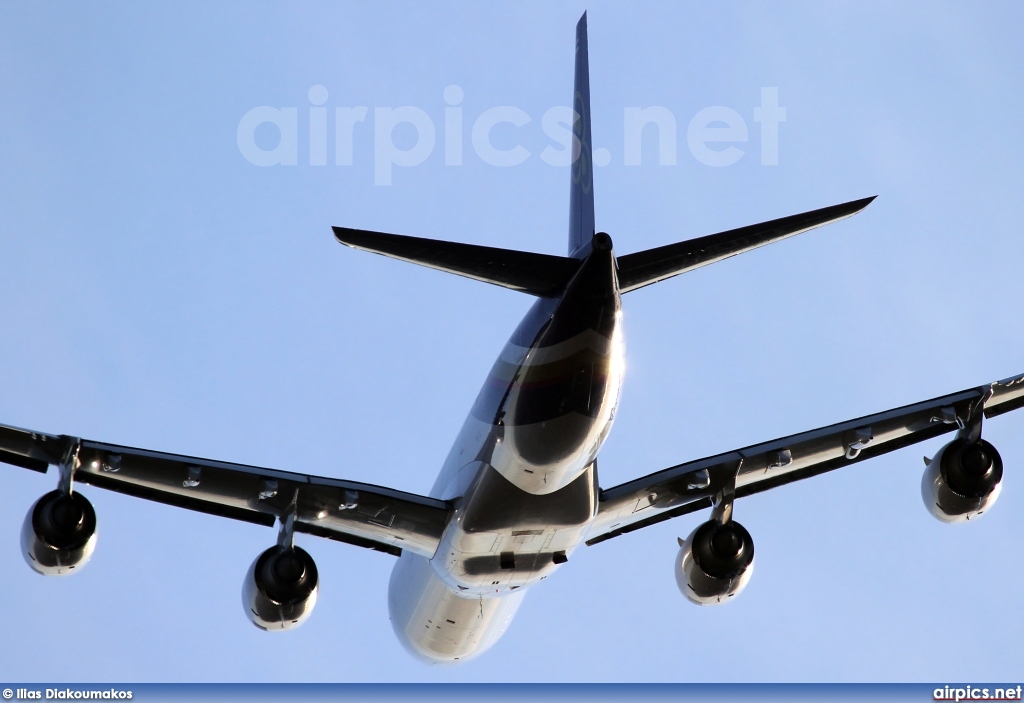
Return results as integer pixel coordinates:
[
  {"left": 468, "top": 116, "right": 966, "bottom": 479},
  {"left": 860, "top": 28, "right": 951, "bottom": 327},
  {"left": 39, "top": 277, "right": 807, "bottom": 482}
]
[
  {"left": 333, "top": 227, "right": 578, "bottom": 297},
  {"left": 616, "top": 196, "right": 876, "bottom": 293}
]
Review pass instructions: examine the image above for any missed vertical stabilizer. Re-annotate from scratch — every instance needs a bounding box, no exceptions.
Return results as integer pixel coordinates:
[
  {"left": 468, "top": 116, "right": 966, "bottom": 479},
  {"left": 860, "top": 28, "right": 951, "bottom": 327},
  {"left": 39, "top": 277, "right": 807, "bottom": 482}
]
[{"left": 568, "top": 12, "right": 596, "bottom": 258}]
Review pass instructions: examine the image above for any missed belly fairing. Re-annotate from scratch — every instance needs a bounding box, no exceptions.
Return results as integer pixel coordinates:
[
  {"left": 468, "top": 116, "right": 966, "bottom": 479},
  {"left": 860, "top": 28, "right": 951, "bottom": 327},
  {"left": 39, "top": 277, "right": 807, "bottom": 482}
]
[{"left": 429, "top": 462, "right": 597, "bottom": 594}]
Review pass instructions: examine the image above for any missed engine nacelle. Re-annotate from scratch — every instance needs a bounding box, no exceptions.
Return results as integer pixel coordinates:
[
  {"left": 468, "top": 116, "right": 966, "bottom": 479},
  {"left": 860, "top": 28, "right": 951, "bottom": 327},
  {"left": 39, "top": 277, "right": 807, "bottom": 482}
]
[
  {"left": 21, "top": 490, "right": 97, "bottom": 576},
  {"left": 242, "top": 545, "right": 319, "bottom": 631},
  {"left": 675, "top": 519, "right": 755, "bottom": 605},
  {"left": 922, "top": 438, "right": 1003, "bottom": 523}
]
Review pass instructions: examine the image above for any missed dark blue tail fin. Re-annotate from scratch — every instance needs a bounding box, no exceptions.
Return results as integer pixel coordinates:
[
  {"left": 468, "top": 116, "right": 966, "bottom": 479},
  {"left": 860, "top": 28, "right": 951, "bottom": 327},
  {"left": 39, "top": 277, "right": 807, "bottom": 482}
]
[
  {"left": 568, "top": 12, "right": 596, "bottom": 259},
  {"left": 334, "top": 15, "right": 877, "bottom": 303}
]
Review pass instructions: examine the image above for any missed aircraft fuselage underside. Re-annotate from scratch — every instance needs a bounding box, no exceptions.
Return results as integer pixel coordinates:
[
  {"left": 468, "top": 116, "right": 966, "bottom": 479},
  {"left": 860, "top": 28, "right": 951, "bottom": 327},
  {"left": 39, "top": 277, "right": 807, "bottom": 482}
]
[{"left": 387, "top": 240, "right": 623, "bottom": 660}]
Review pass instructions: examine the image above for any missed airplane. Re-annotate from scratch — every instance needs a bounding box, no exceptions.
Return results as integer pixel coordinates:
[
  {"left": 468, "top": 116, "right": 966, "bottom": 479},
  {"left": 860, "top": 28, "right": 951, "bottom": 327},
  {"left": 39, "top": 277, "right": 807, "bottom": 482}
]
[{"left": 2, "top": 13, "right": 1022, "bottom": 664}]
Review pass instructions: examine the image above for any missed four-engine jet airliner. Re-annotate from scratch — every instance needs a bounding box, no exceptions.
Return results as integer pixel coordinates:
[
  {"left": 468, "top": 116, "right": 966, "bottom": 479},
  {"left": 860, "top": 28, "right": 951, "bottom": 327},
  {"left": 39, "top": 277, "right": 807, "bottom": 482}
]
[{"left": 3, "top": 14, "right": 1023, "bottom": 663}]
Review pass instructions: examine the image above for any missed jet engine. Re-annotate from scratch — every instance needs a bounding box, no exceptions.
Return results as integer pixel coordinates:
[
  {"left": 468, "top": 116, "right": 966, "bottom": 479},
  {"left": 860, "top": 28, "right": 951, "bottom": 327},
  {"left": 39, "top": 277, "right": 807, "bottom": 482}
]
[
  {"left": 242, "top": 545, "right": 319, "bottom": 631},
  {"left": 675, "top": 519, "right": 754, "bottom": 605},
  {"left": 21, "top": 490, "right": 97, "bottom": 576},
  {"left": 922, "top": 438, "right": 1003, "bottom": 523}
]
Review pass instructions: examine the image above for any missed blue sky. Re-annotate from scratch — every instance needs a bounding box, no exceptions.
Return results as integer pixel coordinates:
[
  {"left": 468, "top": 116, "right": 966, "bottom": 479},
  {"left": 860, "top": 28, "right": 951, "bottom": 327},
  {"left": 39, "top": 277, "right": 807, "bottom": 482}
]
[{"left": 1, "top": 1, "right": 1023, "bottom": 683}]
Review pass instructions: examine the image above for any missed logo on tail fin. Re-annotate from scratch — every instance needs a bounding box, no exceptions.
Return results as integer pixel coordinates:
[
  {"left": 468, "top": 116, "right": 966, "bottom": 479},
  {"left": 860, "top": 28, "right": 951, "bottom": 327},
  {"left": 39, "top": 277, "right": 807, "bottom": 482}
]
[{"left": 572, "top": 91, "right": 592, "bottom": 196}]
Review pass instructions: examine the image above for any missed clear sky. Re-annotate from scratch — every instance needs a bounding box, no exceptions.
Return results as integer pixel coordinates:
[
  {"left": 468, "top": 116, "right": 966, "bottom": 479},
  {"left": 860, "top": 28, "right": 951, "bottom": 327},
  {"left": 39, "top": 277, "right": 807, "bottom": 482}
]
[{"left": 1, "top": 0, "right": 1023, "bottom": 683}]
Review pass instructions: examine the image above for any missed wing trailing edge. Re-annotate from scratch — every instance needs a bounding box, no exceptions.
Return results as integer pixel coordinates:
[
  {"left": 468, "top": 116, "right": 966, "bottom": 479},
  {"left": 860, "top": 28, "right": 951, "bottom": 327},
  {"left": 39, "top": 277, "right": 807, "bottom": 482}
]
[{"left": 616, "top": 196, "right": 876, "bottom": 293}]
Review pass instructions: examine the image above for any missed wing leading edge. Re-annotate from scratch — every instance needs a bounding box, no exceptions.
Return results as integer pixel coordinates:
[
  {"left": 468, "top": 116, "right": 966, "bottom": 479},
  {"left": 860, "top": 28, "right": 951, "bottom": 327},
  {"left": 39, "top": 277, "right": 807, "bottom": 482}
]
[
  {"left": 0, "top": 427, "right": 450, "bottom": 558},
  {"left": 586, "top": 371, "right": 1024, "bottom": 546}
]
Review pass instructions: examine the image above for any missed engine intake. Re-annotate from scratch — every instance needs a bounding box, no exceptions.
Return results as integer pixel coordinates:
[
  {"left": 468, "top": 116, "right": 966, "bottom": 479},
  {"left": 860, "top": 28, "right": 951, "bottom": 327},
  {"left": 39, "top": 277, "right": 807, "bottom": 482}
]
[
  {"left": 21, "top": 490, "right": 97, "bottom": 576},
  {"left": 922, "top": 438, "right": 1003, "bottom": 523},
  {"left": 675, "top": 519, "right": 755, "bottom": 605},
  {"left": 242, "top": 545, "right": 319, "bottom": 631}
]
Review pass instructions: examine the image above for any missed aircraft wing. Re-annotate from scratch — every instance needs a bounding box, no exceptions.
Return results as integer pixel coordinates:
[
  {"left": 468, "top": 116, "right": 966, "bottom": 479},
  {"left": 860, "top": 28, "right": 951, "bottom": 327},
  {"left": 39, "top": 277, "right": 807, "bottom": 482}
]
[
  {"left": 586, "top": 371, "right": 1024, "bottom": 546},
  {"left": 0, "top": 426, "right": 450, "bottom": 558}
]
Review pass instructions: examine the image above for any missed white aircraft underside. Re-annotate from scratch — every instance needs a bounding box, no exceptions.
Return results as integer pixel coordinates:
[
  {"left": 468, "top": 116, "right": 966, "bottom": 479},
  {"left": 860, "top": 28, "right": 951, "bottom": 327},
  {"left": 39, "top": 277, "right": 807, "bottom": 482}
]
[{"left": 3, "top": 13, "right": 1023, "bottom": 664}]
